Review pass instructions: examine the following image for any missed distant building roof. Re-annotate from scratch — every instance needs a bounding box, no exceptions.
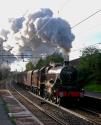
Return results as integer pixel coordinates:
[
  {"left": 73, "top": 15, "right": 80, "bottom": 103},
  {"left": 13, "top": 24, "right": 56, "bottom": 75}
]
[{"left": 70, "top": 58, "right": 80, "bottom": 66}]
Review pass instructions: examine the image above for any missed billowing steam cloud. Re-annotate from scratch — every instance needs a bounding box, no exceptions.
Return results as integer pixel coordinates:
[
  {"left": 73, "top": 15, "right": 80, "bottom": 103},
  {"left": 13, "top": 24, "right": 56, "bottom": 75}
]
[
  {"left": 0, "top": 37, "right": 16, "bottom": 71},
  {"left": 35, "top": 17, "right": 74, "bottom": 50},
  {"left": 27, "top": 8, "right": 53, "bottom": 21},
  {"left": 9, "top": 17, "right": 25, "bottom": 33},
  {"left": 1, "top": 8, "right": 75, "bottom": 66},
  {"left": 0, "top": 28, "right": 9, "bottom": 40}
]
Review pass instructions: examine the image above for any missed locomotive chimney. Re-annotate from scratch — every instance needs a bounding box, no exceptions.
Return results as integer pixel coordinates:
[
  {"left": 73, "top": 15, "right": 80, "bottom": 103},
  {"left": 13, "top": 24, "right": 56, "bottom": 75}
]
[
  {"left": 62, "top": 48, "right": 70, "bottom": 66},
  {"left": 63, "top": 54, "right": 69, "bottom": 66}
]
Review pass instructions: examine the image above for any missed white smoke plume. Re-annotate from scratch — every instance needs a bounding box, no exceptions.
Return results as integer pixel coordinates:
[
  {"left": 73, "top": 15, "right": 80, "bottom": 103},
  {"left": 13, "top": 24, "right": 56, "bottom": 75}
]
[
  {"left": 0, "top": 63, "right": 10, "bottom": 69},
  {"left": 1, "top": 8, "right": 75, "bottom": 64},
  {"left": 9, "top": 16, "right": 25, "bottom": 33},
  {"left": 0, "top": 37, "right": 16, "bottom": 70},
  {"left": 35, "top": 17, "right": 75, "bottom": 51},
  {"left": 0, "top": 28, "right": 9, "bottom": 40}
]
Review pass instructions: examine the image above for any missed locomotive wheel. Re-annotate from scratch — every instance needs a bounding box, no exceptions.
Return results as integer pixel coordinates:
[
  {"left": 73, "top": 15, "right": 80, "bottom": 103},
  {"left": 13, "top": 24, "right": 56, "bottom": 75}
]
[
  {"left": 50, "top": 95, "right": 56, "bottom": 103},
  {"left": 55, "top": 97, "right": 60, "bottom": 105}
]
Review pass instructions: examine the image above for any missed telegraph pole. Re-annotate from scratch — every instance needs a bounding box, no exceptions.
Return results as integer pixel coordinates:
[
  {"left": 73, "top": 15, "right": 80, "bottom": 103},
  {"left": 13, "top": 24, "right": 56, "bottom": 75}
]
[
  {"left": 0, "top": 38, "right": 6, "bottom": 63},
  {"left": 1, "top": 41, "right": 3, "bottom": 63},
  {"left": 0, "top": 40, "right": 3, "bottom": 63}
]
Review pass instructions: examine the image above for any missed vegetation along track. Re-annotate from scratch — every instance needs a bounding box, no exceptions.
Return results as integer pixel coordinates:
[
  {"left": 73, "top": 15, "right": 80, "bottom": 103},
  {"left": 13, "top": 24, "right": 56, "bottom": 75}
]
[{"left": 8, "top": 82, "right": 101, "bottom": 125}]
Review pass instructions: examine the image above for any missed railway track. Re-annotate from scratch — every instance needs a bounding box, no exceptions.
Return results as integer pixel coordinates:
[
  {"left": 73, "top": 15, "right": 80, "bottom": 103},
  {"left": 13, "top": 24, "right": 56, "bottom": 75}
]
[
  {"left": 8, "top": 82, "right": 101, "bottom": 125},
  {"left": 67, "top": 106, "right": 101, "bottom": 124},
  {"left": 78, "top": 106, "right": 101, "bottom": 117},
  {"left": 81, "top": 97, "right": 101, "bottom": 115},
  {"left": 7, "top": 84, "right": 68, "bottom": 125}
]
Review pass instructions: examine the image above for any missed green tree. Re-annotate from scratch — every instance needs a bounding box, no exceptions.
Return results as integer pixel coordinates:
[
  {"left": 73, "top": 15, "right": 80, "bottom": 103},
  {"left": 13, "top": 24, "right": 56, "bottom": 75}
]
[
  {"left": 26, "top": 61, "right": 35, "bottom": 71},
  {"left": 95, "top": 53, "right": 101, "bottom": 83},
  {"left": 46, "top": 53, "right": 64, "bottom": 64},
  {"left": 78, "top": 46, "right": 101, "bottom": 84},
  {"left": 35, "top": 58, "right": 47, "bottom": 69},
  {"left": 81, "top": 46, "right": 99, "bottom": 57},
  {"left": 35, "top": 53, "right": 64, "bottom": 69},
  {"left": 0, "top": 66, "right": 11, "bottom": 80}
]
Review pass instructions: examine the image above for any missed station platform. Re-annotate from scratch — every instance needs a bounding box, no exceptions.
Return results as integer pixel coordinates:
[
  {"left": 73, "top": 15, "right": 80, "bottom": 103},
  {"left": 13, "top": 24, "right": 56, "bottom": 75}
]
[
  {"left": 0, "top": 97, "right": 13, "bottom": 125},
  {"left": 0, "top": 89, "right": 43, "bottom": 125},
  {"left": 84, "top": 91, "right": 101, "bottom": 100}
]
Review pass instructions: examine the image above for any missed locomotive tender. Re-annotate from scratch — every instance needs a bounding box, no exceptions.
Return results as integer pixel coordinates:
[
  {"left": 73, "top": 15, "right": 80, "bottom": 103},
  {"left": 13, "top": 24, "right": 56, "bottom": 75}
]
[{"left": 16, "top": 61, "right": 84, "bottom": 104}]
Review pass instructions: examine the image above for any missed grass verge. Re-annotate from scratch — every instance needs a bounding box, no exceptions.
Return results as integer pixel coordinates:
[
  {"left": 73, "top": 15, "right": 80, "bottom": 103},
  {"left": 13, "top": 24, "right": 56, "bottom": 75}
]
[{"left": 84, "top": 81, "right": 101, "bottom": 92}]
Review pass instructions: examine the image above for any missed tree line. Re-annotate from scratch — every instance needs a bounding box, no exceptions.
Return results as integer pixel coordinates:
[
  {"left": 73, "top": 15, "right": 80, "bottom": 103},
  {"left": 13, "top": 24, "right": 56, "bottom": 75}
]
[{"left": 77, "top": 46, "right": 101, "bottom": 86}]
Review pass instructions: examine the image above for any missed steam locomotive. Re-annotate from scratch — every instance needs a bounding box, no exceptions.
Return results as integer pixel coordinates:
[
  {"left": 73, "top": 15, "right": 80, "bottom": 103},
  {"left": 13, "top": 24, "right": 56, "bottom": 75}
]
[{"left": 16, "top": 61, "right": 84, "bottom": 104}]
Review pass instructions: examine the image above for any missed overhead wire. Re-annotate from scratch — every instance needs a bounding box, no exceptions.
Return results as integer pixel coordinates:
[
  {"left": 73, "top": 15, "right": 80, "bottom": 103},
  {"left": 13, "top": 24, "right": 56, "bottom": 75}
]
[
  {"left": 70, "top": 9, "right": 101, "bottom": 53},
  {"left": 17, "top": 8, "right": 101, "bottom": 59},
  {"left": 27, "top": 0, "right": 101, "bottom": 49},
  {"left": 3, "top": 4, "right": 101, "bottom": 60},
  {"left": 71, "top": 42, "right": 101, "bottom": 53},
  {"left": 71, "top": 9, "right": 101, "bottom": 29}
]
